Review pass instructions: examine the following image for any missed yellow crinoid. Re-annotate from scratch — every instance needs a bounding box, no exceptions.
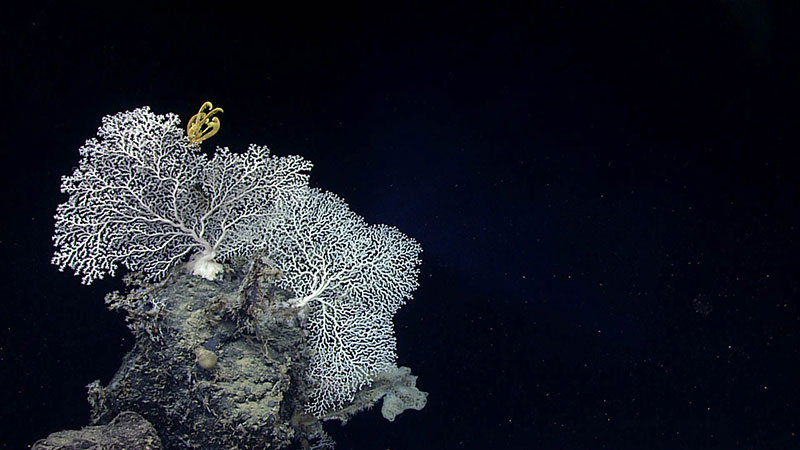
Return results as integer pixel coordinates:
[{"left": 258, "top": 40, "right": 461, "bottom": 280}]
[{"left": 186, "top": 101, "right": 224, "bottom": 144}]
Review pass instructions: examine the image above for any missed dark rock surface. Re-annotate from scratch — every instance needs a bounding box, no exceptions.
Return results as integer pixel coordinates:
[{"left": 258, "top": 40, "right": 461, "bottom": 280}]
[
  {"left": 89, "top": 257, "right": 330, "bottom": 449},
  {"left": 31, "top": 411, "right": 163, "bottom": 450}
]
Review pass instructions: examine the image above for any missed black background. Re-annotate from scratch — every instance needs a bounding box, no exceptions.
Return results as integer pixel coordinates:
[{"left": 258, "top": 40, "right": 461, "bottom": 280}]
[{"left": 3, "top": 1, "right": 800, "bottom": 449}]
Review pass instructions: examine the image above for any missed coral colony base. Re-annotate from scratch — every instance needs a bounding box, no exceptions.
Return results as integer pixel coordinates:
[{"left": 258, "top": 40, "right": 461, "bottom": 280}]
[{"left": 44, "top": 103, "right": 426, "bottom": 449}]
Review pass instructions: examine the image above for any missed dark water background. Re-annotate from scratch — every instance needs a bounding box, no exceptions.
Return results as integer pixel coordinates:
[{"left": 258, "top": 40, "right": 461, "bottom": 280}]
[{"left": 3, "top": 1, "right": 800, "bottom": 449}]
